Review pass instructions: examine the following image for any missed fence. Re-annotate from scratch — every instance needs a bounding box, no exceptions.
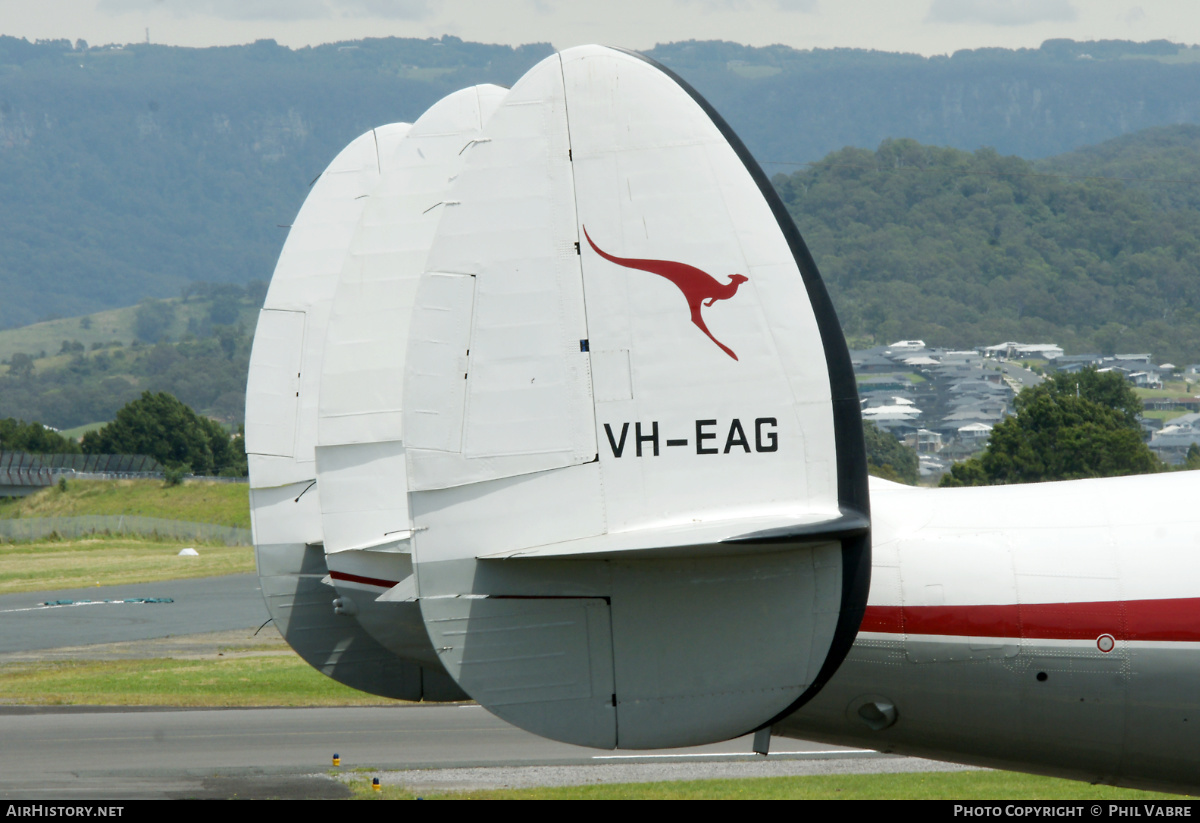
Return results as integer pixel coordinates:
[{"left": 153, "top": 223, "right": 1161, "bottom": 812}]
[
  {"left": 0, "top": 451, "right": 167, "bottom": 491},
  {"left": 0, "top": 515, "right": 252, "bottom": 546},
  {"left": 0, "top": 451, "right": 164, "bottom": 473},
  {"left": 0, "top": 451, "right": 247, "bottom": 491}
]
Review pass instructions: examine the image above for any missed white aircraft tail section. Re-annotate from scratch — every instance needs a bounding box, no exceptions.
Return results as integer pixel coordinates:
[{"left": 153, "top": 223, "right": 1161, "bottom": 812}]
[
  {"left": 403, "top": 61, "right": 596, "bottom": 491},
  {"left": 248, "top": 49, "right": 869, "bottom": 740},
  {"left": 404, "top": 46, "right": 871, "bottom": 749},
  {"left": 247, "top": 100, "right": 499, "bottom": 701}
]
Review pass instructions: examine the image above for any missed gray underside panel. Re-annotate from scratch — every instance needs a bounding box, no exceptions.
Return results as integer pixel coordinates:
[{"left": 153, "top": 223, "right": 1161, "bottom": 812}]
[
  {"left": 775, "top": 638, "right": 1200, "bottom": 796},
  {"left": 257, "top": 542, "right": 466, "bottom": 702}
]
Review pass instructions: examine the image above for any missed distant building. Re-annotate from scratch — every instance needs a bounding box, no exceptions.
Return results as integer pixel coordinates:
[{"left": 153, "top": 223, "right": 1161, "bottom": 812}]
[
  {"left": 904, "top": 428, "right": 944, "bottom": 454},
  {"left": 862, "top": 404, "right": 922, "bottom": 422},
  {"left": 1053, "top": 354, "right": 1104, "bottom": 371},
  {"left": 1099, "top": 362, "right": 1162, "bottom": 389},
  {"left": 851, "top": 350, "right": 899, "bottom": 373},
  {"left": 918, "top": 453, "right": 951, "bottom": 479},
  {"left": 1143, "top": 397, "right": 1200, "bottom": 413},
  {"left": 957, "top": 422, "right": 993, "bottom": 447},
  {"left": 1149, "top": 413, "right": 1200, "bottom": 465},
  {"left": 857, "top": 374, "right": 917, "bottom": 393},
  {"left": 981, "top": 342, "right": 1064, "bottom": 360}
]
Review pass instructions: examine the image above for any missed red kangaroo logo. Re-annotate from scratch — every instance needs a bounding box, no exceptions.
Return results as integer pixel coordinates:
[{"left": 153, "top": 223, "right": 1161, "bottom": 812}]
[{"left": 582, "top": 226, "right": 748, "bottom": 361}]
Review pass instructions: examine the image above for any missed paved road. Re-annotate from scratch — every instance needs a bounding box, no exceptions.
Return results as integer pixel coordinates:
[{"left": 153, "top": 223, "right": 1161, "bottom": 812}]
[
  {"left": 1000, "top": 360, "right": 1045, "bottom": 392},
  {"left": 0, "top": 575, "right": 269, "bottom": 653},
  {"left": 0, "top": 705, "right": 973, "bottom": 800}
]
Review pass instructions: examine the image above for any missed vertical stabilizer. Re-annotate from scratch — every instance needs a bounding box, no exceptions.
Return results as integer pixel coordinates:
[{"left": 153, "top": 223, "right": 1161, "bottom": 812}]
[{"left": 405, "top": 47, "right": 870, "bottom": 748}]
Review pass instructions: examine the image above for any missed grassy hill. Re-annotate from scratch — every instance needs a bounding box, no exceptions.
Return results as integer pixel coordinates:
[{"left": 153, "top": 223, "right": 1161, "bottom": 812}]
[
  {"left": 0, "top": 478, "right": 250, "bottom": 529},
  {"left": 0, "top": 293, "right": 260, "bottom": 367},
  {"left": 0, "top": 306, "right": 140, "bottom": 366},
  {"left": 0, "top": 285, "right": 259, "bottom": 429}
]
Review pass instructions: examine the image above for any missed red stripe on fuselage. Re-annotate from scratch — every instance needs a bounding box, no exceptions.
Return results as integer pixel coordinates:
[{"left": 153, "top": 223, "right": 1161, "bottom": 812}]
[
  {"left": 861, "top": 598, "right": 1200, "bottom": 642},
  {"left": 328, "top": 570, "right": 398, "bottom": 590}
]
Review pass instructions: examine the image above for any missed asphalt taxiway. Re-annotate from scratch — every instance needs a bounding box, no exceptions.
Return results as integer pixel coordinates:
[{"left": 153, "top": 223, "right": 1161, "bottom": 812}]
[
  {"left": 0, "top": 704, "right": 977, "bottom": 799},
  {"left": 0, "top": 574, "right": 269, "bottom": 654},
  {"left": 0, "top": 575, "right": 973, "bottom": 799}
]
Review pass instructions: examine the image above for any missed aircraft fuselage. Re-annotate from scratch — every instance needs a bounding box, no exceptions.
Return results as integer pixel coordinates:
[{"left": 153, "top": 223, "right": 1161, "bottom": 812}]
[{"left": 777, "top": 473, "right": 1200, "bottom": 795}]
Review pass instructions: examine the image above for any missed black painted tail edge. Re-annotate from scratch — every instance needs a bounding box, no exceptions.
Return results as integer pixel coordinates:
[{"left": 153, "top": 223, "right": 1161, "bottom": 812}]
[{"left": 611, "top": 46, "right": 872, "bottom": 732}]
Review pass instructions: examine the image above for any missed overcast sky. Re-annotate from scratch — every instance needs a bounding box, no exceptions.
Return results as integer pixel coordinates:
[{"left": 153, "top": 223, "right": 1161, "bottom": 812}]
[{"left": 1, "top": 1, "right": 1198, "bottom": 55}]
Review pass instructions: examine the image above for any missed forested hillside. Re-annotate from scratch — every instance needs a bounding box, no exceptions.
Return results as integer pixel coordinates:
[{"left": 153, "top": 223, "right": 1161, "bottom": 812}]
[
  {"left": 0, "top": 283, "right": 259, "bottom": 429},
  {"left": 774, "top": 127, "right": 1200, "bottom": 364},
  {"left": 11, "top": 124, "right": 1200, "bottom": 431},
  {"left": 654, "top": 38, "right": 1200, "bottom": 166},
  {"left": 1038, "top": 124, "right": 1200, "bottom": 213},
  {"left": 6, "top": 35, "right": 1200, "bottom": 328},
  {"left": 0, "top": 36, "right": 553, "bottom": 329}
]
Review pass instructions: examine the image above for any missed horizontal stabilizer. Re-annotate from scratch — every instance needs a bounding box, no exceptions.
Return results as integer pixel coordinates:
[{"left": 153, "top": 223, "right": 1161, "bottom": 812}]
[
  {"left": 722, "top": 509, "right": 869, "bottom": 545},
  {"left": 479, "top": 510, "right": 852, "bottom": 560},
  {"left": 376, "top": 576, "right": 418, "bottom": 603},
  {"left": 325, "top": 532, "right": 412, "bottom": 554}
]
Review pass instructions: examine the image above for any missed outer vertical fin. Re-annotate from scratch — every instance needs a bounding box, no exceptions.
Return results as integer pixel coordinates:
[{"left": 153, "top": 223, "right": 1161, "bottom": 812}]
[{"left": 405, "top": 46, "right": 870, "bottom": 749}]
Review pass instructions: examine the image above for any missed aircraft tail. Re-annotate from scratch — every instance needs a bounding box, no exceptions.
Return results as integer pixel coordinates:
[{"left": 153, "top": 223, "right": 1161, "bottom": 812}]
[
  {"left": 400, "top": 46, "right": 871, "bottom": 748},
  {"left": 248, "top": 49, "right": 869, "bottom": 743}
]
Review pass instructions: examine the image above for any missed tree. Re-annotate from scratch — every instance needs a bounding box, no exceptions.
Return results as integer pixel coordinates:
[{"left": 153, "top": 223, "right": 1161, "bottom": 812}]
[
  {"left": 134, "top": 299, "right": 176, "bottom": 344},
  {"left": 1184, "top": 443, "right": 1200, "bottom": 471},
  {"left": 864, "top": 421, "right": 919, "bottom": 484},
  {"left": 208, "top": 294, "right": 241, "bottom": 326},
  {"left": 81, "top": 391, "right": 241, "bottom": 475},
  {"left": 0, "top": 418, "right": 80, "bottom": 454},
  {"left": 941, "top": 367, "right": 1161, "bottom": 486},
  {"left": 7, "top": 353, "right": 34, "bottom": 378},
  {"left": 1038, "top": 367, "right": 1145, "bottom": 429}
]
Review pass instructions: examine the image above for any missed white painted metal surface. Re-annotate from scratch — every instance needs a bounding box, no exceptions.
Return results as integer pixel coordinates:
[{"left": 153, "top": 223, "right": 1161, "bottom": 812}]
[
  {"left": 564, "top": 45, "right": 839, "bottom": 536},
  {"left": 404, "top": 58, "right": 596, "bottom": 493},
  {"left": 247, "top": 124, "right": 410, "bottom": 491},
  {"left": 319, "top": 85, "right": 507, "bottom": 450},
  {"left": 311, "top": 88, "right": 510, "bottom": 670},
  {"left": 247, "top": 121, "right": 467, "bottom": 702},
  {"left": 244, "top": 310, "right": 305, "bottom": 459}
]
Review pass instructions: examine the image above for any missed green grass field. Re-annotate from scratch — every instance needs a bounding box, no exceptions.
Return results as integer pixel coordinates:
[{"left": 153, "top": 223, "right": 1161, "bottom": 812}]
[
  {"left": 0, "top": 480, "right": 253, "bottom": 591},
  {"left": 342, "top": 771, "right": 1189, "bottom": 800},
  {"left": 0, "top": 536, "right": 254, "bottom": 593},
  {"left": 1135, "top": 380, "right": 1195, "bottom": 399},
  {"left": 0, "top": 478, "right": 250, "bottom": 529},
  {"left": 58, "top": 421, "right": 109, "bottom": 439},
  {"left": 1142, "top": 409, "right": 1188, "bottom": 423},
  {"left": 0, "top": 657, "right": 393, "bottom": 707}
]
